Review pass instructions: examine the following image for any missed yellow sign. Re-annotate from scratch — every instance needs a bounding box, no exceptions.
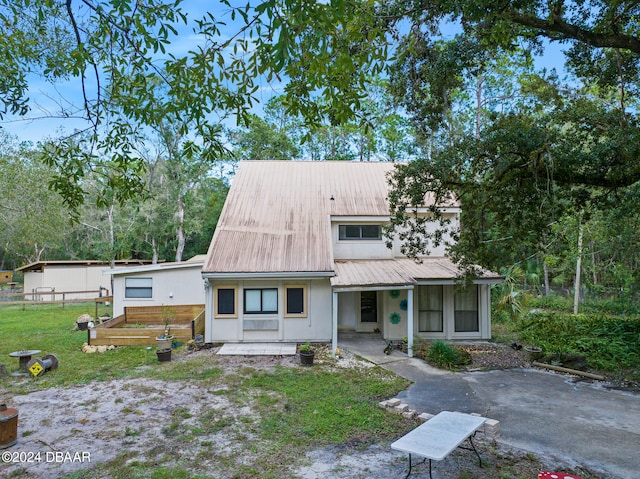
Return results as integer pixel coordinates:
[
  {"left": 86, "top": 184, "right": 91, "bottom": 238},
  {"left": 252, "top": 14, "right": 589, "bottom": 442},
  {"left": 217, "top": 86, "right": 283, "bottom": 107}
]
[{"left": 29, "top": 361, "right": 44, "bottom": 377}]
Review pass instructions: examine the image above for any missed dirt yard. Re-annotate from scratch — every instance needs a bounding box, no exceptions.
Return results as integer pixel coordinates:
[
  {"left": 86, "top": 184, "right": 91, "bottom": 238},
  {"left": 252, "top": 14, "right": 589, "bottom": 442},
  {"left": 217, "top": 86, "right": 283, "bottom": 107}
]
[{"left": 1, "top": 345, "right": 608, "bottom": 479}]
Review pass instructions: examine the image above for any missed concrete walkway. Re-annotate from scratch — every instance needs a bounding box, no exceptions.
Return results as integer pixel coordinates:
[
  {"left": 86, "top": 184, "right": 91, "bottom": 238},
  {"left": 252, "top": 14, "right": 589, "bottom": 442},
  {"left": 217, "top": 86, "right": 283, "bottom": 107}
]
[
  {"left": 217, "top": 342, "right": 297, "bottom": 355},
  {"left": 339, "top": 333, "right": 640, "bottom": 479}
]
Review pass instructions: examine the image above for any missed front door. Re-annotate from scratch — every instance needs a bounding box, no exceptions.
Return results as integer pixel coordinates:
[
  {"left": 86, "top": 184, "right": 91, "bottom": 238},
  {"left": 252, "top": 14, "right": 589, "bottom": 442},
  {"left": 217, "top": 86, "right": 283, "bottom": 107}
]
[{"left": 358, "top": 291, "right": 379, "bottom": 332}]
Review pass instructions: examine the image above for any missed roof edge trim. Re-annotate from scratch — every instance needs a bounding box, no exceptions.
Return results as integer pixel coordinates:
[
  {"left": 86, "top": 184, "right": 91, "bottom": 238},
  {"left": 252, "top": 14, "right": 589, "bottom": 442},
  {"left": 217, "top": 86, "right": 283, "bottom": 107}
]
[{"left": 202, "top": 271, "right": 335, "bottom": 280}]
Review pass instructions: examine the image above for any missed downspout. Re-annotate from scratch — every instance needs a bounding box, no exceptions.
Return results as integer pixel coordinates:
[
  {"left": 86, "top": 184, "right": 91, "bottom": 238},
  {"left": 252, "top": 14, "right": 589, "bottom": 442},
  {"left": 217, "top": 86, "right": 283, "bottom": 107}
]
[
  {"left": 332, "top": 291, "right": 338, "bottom": 358},
  {"left": 407, "top": 288, "right": 414, "bottom": 358}
]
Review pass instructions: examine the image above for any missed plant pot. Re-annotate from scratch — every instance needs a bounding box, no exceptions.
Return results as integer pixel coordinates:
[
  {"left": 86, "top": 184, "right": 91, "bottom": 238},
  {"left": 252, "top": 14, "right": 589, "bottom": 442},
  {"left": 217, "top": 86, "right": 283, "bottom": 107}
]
[
  {"left": 156, "top": 336, "right": 174, "bottom": 350},
  {"left": 300, "top": 350, "right": 315, "bottom": 366},
  {"left": 156, "top": 348, "right": 172, "bottom": 362},
  {"left": 524, "top": 346, "right": 543, "bottom": 361}
]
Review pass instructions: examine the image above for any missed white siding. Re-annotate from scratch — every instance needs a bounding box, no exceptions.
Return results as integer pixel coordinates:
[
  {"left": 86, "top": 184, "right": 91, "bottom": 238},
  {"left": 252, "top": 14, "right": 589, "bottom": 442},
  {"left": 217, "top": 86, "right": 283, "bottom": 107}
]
[
  {"left": 112, "top": 267, "right": 205, "bottom": 317},
  {"left": 207, "top": 278, "right": 332, "bottom": 342}
]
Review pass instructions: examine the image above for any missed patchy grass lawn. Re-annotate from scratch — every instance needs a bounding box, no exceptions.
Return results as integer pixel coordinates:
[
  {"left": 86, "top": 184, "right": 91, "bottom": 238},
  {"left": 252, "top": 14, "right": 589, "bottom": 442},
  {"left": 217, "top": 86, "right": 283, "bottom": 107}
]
[
  {"left": 0, "top": 304, "right": 416, "bottom": 479},
  {"left": 0, "top": 304, "right": 609, "bottom": 479}
]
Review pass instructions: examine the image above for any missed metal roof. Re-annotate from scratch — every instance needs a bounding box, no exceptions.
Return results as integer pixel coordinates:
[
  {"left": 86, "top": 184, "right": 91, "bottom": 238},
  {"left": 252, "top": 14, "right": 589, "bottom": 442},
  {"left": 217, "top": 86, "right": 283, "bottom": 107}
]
[
  {"left": 203, "top": 161, "right": 402, "bottom": 274},
  {"left": 202, "top": 161, "right": 480, "bottom": 285},
  {"left": 17, "top": 259, "right": 156, "bottom": 272},
  {"left": 331, "top": 259, "right": 503, "bottom": 288},
  {"left": 104, "top": 256, "right": 206, "bottom": 276}
]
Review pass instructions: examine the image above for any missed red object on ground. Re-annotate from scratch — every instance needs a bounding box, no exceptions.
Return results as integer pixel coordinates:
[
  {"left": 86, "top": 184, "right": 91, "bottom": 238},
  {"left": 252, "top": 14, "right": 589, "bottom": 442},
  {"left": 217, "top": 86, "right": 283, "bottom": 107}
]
[{"left": 538, "top": 473, "right": 584, "bottom": 479}]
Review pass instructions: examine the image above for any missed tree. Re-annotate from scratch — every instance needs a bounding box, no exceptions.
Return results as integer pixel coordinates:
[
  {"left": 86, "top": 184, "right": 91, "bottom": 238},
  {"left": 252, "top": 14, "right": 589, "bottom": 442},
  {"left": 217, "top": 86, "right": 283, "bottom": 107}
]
[
  {"left": 0, "top": 133, "right": 69, "bottom": 265},
  {"left": 4, "top": 0, "right": 640, "bottom": 272},
  {"left": 228, "top": 114, "right": 300, "bottom": 161}
]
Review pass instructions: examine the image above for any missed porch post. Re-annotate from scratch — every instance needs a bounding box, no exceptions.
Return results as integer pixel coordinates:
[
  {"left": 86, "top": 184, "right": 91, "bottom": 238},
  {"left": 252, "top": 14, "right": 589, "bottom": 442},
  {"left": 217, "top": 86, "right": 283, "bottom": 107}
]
[
  {"left": 407, "top": 288, "right": 414, "bottom": 358},
  {"left": 332, "top": 291, "right": 339, "bottom": 358},
  {"left": 204, "top": 279, "right": 213, "bottom": 343}
]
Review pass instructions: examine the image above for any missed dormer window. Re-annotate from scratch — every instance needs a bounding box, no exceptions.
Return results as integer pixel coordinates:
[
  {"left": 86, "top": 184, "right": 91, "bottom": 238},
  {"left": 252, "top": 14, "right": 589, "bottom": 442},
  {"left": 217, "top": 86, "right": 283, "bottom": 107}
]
[{"left": 339, "top": 224, "right": 382, "bottom": 240}]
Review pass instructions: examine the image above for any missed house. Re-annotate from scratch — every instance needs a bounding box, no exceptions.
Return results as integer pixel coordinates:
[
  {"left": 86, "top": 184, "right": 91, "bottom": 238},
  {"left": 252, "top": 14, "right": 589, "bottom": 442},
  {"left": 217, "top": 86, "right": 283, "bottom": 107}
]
[
  {"left": 104, "top": 255, "right": 206, "bottom": 317},
  {"left": 202, "top": 161, "right": 502, "bottom": 357},
  {"left": 16, "top": 260, "right": 153, "bottom": 301}
]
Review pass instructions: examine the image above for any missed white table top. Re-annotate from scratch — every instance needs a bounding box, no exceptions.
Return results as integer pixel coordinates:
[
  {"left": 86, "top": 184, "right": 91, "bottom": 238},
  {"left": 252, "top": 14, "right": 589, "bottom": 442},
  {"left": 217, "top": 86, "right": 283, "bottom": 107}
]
[{"left": 391, "top": 411, "right": 486, "bottom": 461}]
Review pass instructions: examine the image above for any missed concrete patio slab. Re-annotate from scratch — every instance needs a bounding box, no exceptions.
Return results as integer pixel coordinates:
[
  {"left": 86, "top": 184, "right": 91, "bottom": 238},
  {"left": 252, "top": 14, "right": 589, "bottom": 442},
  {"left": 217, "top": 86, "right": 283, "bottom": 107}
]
[{"left": 217, "top": 342, "right": 297, "bottom": 356}]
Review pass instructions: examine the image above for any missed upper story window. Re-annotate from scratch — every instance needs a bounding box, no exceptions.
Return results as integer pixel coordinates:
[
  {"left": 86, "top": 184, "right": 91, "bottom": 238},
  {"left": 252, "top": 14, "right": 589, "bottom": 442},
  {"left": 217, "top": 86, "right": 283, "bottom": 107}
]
[{"left": 339, "top": 224, "right": 382, "bottom": 240}]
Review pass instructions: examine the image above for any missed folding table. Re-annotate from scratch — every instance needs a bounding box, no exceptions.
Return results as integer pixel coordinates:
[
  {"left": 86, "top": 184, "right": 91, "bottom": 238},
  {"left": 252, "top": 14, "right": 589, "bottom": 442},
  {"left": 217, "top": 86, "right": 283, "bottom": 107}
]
[{"left": 391, "top": 411, "right": 486, "bottom": 478}]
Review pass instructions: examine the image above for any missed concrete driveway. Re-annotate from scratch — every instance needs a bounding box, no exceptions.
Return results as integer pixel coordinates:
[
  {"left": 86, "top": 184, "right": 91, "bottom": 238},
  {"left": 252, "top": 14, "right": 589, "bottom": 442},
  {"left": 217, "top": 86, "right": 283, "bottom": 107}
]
[{"left": 339, "top": 334, "right": 640, "bottom": 479}]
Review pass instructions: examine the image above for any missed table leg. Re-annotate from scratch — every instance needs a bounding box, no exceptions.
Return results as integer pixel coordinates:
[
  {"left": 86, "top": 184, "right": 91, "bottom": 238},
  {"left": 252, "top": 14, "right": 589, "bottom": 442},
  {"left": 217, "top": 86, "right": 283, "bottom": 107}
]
[
  {"left": 405, "top": 453, "right": 412, "bottom": 479},
  {"left": 468, "top": 435, "right": 482, "bottom": 468},
  {"left": 404, "top": 454, "right": 431, "bottom": 479}
]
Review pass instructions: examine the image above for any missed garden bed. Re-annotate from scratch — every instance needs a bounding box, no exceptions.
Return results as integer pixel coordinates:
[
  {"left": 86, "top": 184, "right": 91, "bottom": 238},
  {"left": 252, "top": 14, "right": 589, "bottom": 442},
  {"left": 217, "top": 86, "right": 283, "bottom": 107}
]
[{"left": 88, "top": 304, "right": 204, "bottom": 346}]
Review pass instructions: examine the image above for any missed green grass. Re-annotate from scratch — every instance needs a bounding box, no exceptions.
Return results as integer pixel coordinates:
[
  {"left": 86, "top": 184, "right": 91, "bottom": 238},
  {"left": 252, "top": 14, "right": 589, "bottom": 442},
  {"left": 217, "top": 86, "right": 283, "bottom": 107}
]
[
  {"left": 0, "top": 304, "right": 165, "bottom": 392},
  {"left": 1, "top": 303, "right": 417, "bottom": 479},
  {"left": 242, "top": 366, "right": 411, "bottom": 447}
]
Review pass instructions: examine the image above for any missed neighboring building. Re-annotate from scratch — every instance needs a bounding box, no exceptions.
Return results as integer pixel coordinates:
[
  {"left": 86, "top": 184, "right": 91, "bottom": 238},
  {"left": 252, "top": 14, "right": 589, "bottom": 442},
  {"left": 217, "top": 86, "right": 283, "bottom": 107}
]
[
  {"left": 105, "top": 255, "right": 206, "bottom": 317},
  {"left": 16, "top": 260, "right": 153, "bottom": 301},
  {"left": 0, "top": 270, "right": 13, "bottom": 284},
  {"left": 202, "top": 161, "right": 502, "bottom": 356}
]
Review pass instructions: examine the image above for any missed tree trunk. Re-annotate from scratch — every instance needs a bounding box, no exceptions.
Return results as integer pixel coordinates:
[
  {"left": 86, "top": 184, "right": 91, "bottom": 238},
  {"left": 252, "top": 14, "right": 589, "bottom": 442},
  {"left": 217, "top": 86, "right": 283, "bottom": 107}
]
[
  {"left": 543, "top": 261, "right": 550, "bottom": 296},
  {"left": 34, "top": 243, "right": 45, "bottom": 262},
  {"left": 152, "top": 238, "right": 159, "bottom": 264},
  {"left": 107, "top": 204, "right": 115, "bottom": 268},
  {"left": 573, "top": 213, "right": 584, "bottom": 314},
  {"left": 175, "top": 196, "right": 185, "bottom": 262},
  {"left": 475, "top": 74, "right": 484, "bottom": 140}
]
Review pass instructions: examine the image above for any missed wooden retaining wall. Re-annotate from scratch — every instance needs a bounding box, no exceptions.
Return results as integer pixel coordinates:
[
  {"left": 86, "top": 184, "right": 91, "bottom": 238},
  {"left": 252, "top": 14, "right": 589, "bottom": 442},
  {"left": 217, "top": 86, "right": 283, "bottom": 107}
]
[{"left": 88, "top": 304, "right": 205, "bottom": 346}]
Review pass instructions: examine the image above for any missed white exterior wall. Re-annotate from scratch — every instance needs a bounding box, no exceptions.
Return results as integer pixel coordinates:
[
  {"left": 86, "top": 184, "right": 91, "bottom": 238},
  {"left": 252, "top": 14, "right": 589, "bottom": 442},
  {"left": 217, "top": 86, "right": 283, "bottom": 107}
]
[
  {"left": 331, "top": 213, "right": 459, "bottom": 260},
  {"left": 207, "top": 278, "right": 332, "bottom": 343},
  {"left": 331, "top": 223, "right": 394, "bottom": 260},
  {"left": 23, "top": 271, "right": 44, "bottom": 296},
  {"left": 112, "top": 267, "right": 205, "bottom": 317},
  {"left": 337, "top": 291, "right": 358, "bottom": 330},
  {"left": 390, "top": 213, "right": 459, "bottom": 258},
  {"left": 24, "top": 266, "right": 111, "bottom": 299},
  {"left": 383, "top": 289, "right": 410, "bottom": 340}
]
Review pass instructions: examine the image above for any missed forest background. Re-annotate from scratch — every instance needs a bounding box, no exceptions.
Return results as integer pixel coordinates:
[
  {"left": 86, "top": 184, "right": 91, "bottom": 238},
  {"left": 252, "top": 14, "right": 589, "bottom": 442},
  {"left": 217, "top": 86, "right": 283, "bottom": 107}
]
[{"left": 1, "top": 1, "right": 640, "bottom": 312}]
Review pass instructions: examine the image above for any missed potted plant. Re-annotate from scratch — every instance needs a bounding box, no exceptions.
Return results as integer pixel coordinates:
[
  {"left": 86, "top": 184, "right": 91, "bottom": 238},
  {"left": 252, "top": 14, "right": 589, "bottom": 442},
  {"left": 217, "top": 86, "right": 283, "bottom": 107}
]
[
  {"left": 156, "top": 307, "right": 176, "bottom": 350},
  {"left": 299, "top": 341, "right": 315, "bottom": 366},
  {"left": 156, "top": 347, "right": 172, "bottom": 362}
]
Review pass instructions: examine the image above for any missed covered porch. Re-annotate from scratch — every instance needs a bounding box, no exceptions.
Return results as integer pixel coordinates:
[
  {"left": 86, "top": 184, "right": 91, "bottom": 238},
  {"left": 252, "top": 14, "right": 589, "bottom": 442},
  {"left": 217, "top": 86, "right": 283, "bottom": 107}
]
[{"left": 329, "top": 259, "right": 502, "bottom": 358}]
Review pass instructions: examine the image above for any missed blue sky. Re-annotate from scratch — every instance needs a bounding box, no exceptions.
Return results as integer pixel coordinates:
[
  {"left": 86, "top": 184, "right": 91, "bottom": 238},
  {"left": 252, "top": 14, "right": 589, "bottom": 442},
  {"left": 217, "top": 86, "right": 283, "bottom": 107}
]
[{"left": 0, "top": 1, "right": 568, "bottom": 144}]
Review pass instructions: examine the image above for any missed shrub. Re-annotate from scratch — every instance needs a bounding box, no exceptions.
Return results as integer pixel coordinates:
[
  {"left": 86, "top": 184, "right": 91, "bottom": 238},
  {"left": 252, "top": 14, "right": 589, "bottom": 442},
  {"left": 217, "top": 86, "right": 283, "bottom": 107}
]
[
  {"left": 426, "top": 340, "right": 471, "bottom": 370},
  {"left": 518, "top": 310, "right": 640, "bottom": 370}
]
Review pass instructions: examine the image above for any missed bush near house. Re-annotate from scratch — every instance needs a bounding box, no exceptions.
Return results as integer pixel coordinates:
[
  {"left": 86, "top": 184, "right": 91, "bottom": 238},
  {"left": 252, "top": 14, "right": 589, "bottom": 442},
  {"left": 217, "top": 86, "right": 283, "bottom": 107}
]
[{"left": 518, "top": 310, "right": 640, "bottom": 371}]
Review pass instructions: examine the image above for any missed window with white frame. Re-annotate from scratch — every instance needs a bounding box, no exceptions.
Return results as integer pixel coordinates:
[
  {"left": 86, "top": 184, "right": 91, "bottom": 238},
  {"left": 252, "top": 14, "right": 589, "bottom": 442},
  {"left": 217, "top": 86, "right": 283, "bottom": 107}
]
[
  {"left": 418, "top": 285, "right": 443, "bottom": 332},
  {"left": 454, "top": 286, "right": 479, "bottom": 332},
  {"left": 125, "top": 277, "right": 153, "bottom": 298},
  {"left": 338, "top": 224, "right": 381, "bottom": 240},
  {"left": 244, "top": 288, "right": 278, "bottom": 314}
]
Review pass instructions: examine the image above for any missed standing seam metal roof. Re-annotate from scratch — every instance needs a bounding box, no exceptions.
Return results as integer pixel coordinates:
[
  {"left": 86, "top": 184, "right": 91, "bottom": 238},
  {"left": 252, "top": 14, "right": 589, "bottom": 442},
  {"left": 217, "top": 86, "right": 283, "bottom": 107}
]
[
  {"left": 203, "top": 161, "right": 397, "bottom": 274},
  {"left": 202, "top": 161, "right": 490, "bottom": 286}
]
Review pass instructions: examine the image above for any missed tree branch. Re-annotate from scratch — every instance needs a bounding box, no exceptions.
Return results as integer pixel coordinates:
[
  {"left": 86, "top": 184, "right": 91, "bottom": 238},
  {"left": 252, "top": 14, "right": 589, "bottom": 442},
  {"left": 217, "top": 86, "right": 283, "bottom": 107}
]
[
  {"left": 66, "top": 0, "right": 99, "bottom": 129},
  {"left": 506, "top": 11, "right": 640, "bottom": 54}
]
